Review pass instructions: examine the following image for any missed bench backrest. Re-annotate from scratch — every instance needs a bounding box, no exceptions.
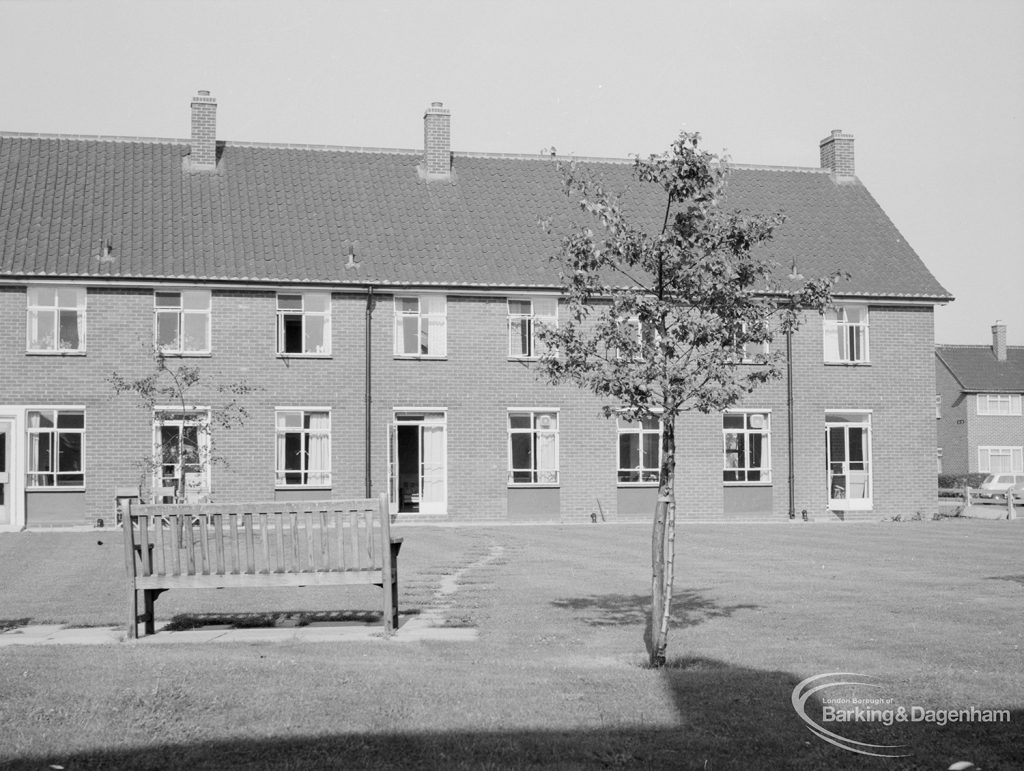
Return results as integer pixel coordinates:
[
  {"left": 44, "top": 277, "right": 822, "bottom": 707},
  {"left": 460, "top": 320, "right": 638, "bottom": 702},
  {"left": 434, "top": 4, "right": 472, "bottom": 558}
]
[{"left": 124, "top": 495, "right": 391, "bottom": 579}]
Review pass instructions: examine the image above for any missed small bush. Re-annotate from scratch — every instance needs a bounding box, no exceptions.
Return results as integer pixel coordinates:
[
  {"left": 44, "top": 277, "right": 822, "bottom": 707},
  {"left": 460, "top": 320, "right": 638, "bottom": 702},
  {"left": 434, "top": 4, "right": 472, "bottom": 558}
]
[{"left": 938, "top": 473, "right": 988, "bottom": 489}]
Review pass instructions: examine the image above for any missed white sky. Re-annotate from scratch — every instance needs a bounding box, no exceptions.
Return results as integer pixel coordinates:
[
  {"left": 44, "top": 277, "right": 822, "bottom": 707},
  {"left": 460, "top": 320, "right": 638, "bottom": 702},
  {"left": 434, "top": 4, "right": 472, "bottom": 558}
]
[{"left": 2, "top": 0, "right": 1022, "bottom": 345}]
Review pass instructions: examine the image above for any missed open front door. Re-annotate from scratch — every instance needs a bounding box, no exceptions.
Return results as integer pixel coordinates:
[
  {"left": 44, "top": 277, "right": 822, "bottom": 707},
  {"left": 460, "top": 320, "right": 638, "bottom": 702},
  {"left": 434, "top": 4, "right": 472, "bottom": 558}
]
[
  {"left": 390, "top": 411, "right": 447, "bottom": 515},
  {"left": 387, "top": 423, "right": 399, "bottom": 517},
  {"left": 419, "top": 423, "right": 446, "bottom": 515},
  {"left": 0, "top": 419, "right": 11, "bottom": 527}
]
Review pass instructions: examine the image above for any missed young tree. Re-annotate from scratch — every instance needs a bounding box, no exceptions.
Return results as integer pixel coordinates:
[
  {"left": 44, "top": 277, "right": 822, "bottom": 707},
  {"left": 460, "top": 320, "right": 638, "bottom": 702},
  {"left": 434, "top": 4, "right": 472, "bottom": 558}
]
[
  {"left": 539, "top": 133, "right": 845, "bottom": 667},
  {"left": 109, "top": 349, "right": 257, "bottom": 503}
]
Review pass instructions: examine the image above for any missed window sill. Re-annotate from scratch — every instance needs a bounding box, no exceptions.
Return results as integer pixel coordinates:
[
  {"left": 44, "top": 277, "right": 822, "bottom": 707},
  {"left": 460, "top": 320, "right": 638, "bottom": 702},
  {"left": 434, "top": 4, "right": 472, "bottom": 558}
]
[
  {"left": 26, "top": 486, "right": 86, "bottom": 493},
  {"left": 723, "top": 481, "right": 773, "bottom": 487},
  {"left": 276, "top": 354, "right": 332, "bottom": 360},
  {"left": 394, "top": 355, "right": 448, "bottom": 361},
  {"left": 617, "top": 482, "right": 660, "bottom": 488},
  {"left": 275, "top": 486, "right": 332, "bottom": 491},
  {"left": 824, "top": 360, "right": 871, "bottom": 367},
  {"left": 26, "top": 350, "right": 86, "bottom": 356},
  {"left": 157, "top": 352, "right": 212, "bottom": 358},
  {"left": 507, "top": 483, "right": 560, "bottom": 489}
]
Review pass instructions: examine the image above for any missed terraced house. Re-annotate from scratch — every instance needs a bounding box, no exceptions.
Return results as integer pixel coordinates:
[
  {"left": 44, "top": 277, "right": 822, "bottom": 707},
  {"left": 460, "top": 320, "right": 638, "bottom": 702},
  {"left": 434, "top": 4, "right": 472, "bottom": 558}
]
[{"left": 0, "top": 92, "right": 951, "bottom": 529}]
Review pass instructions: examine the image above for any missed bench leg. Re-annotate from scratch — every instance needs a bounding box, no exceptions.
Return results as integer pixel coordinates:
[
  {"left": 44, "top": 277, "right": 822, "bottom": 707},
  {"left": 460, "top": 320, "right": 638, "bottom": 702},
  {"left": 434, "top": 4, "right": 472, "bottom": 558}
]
[
  {"left": 390, "top": 575, "right": 399, "bottom": 632},
  {"left": 143, "top": 589, "right": 157, "bottom": 635},
  {"left": 127, "top": 586, "right": 139, "bottom": 640}
]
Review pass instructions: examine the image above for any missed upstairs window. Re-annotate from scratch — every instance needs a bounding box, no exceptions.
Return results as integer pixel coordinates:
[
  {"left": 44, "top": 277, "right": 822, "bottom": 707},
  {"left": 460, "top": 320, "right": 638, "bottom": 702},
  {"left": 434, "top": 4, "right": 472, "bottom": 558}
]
[
  {"left": 508, "top": 297, "right": 557, "bottom": 359},
  {"left": 276, "top": 409, "right": 331, "bottom": 487},
  {"left": 508, "top": 410, "right": 559, "bottom": 485},
  {"left": 27, "top": 410, "right": 85, "bottom": 488},
  {"left": 977, "top": 394, "right": 1022, "bottom": 416},
  {"left": 27, "top": 286, "right": 86, "bottom": 353},
  {"left": 823, "top": 305, "right": 869, "bottom": 364},
  {"left": 155, "top": 290, "right": 211, "bottom": 354},
  {"left": 277, "top": 293, "right": 330, "bottom": 355},
  {"left": 617, "top": 417, "right": 661, "bottom": 484},
  {"left": 394, "top": 295, "right": 447, "bottom": 357},
  {"left": 723, "top": 411, "right": 772, "bottom": 483}
]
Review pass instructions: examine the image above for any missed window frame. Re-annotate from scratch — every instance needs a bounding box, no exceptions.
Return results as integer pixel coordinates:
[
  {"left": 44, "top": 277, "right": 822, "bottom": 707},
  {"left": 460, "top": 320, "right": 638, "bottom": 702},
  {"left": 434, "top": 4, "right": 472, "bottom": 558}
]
[
  {"left": 617, "top": 416, "right": 662, "bottom": 485},
  {"left": 976, "top": 394, "right": 1022, "bottom": 416},
  {"left": 507, "top": 296, "right": 557, "bottom": 360},
  {"left": 26, "top": 285, "right": 87, "bottom": 354},
  {"left": 722, "top": 410, "right": 772, "bottom": 485},
  {"left": 825, "top": 410, "right": 873, "bottom": 510},
  {"left": 26, "top": 408, "right": 86, "bottom": 489},
  {"left": 393, "top": 294, "right": 447, "bottom": 358},
  {"left": 977, "top": 446, "right": 1024, "bottom": 474},
  {"left": 823, "top": 305, "right": 870, "bottom": 364},
  {"left": 154, "top": 289, "right": 211, "bottom": 355},
  {"left": 275, "top": 408, "right": 332, "bottom": 489},
  {"left": 507, "top": 409, "right": 560, "bottom": 486},
  {"left": 276, "top": 292, "right": 331, "bottom": 357}
]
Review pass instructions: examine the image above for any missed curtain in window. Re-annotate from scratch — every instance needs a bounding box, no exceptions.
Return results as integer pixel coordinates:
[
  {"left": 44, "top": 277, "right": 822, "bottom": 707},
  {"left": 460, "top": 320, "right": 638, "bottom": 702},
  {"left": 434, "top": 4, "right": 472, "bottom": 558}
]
[
  {"left": 27, "top": 412, "right": 45, "bottom": 486},
  {"left": 536, "top": 414, "right": 558, "bottom": 484},
  {"left": 306, "top": 413, "right": 330, "bottom": 486},
  {"left": 422, "top": 295, "right": 446, "bottom": 356}
]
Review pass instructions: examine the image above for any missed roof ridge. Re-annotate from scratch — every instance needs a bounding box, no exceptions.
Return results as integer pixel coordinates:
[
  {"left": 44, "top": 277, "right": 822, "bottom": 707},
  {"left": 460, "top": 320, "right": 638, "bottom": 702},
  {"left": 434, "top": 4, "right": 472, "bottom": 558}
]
[{"left": 0, "top": 131, "right": 186, "bottom": 145}]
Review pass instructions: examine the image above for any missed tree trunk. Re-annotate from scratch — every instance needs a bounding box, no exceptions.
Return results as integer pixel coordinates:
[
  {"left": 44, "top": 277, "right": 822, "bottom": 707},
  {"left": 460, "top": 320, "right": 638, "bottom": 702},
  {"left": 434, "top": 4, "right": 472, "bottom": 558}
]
[{"left": 649, "top": 414, "right": 677, "bottom": 667}]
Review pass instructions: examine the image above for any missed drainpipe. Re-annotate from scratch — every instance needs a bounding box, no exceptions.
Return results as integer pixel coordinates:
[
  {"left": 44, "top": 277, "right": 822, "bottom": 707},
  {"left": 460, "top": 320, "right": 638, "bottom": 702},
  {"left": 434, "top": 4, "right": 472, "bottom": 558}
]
[
  {"left": 786, "top": 328, "right": 796, "bottom": 519},
  {"left": 365, "top": 287, "right": 374, "bottom": 498}
]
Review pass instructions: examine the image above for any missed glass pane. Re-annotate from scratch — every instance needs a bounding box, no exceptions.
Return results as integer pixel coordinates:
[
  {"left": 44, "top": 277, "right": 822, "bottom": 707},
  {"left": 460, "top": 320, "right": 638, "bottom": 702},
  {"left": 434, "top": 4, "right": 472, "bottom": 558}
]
[
  {"left": 58, "top": 433, "right": 82, "bottom": 472},
  {"left": 510, "top": 432, "right": 533, "bottom": 471},
  {"left": 533, "top": 297, "right": 557, "bottom": 317},
  {"left": 619, "top": 433, "right": 639, "bottom": 470},
  {"left": 30, "top": 286, "right": 56, "bottom": 306},
  {"left": 640, "top": 416, "right": 660, "bottom": 431},
  {"left": 642, "top": 433, "right": 660, "bottom": 469},
  {"left": 397, "top": 297, "right": 419, "bottom": 314},
  {"left": 402, "top": 316, "right": 419, "bottom": 354},
  {"left": 509, "top": 414, "right": 531, "bottom": 430},
  {"left": 535, "top": 413, "right": 557, "bottom": 431},
  {"left": 30, "top": 310, "right": 55, "bottom": 349},
  {"left": 508, "top": 300, "right": 531, "bottom": 316},
  {"left": 283, "top": 432, "right": 303, "bottom": 472},
  {"left": 304, "top": 293, "right": 329, "bottom": 313},
  {"left": 156, "top": 311, "right": 179, "bottom": 349},
  {"left": 828, "top": 428, "right": 847, "bottom": 462},
  {"left": 58, "top": 310, "right": 80, "bottom": 349},
  {"left": 723, "top": 414, "right": 744, "bottom": 429},
  {"left": 33, "top": 411, "right": 55, "bottom": 429},
  {"left": 278, "top": 411, "right": 302, "bottom": 429},
  {"left": 183, "top": 313, "right": 208, "bottom": 351},
  {"left": 305, "top": 315, "right": 326, "bottom": 353},
  {"left": 509, "top": 319, "right": 528, "bottom": 356},
  {"left": 56, "top": 412, "right": 84, "bottom": 429},
  {"left": 182, "top": 290, "right": 210, "bottom": 310},
  {"left": 57, "top": 287, "right": 82, "bottom": 307},
  {"left": 155, "top": 292, "right": 181, "bottom": 308}
]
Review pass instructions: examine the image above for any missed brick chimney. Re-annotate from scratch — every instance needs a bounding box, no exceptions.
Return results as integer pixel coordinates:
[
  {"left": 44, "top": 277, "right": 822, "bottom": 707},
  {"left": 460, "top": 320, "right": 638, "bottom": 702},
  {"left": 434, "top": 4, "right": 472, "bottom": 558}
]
[
  {"left": 819, "top": 129, "right": 855, "bottom": 179},
  {"left": 423, "top": 101, "right": 451, "bottom": 178},
  {"left": 992, "top": 320, "right": 1007, "bottom": 361},
  {"left": 190, "top": 90, "right": 218, "bottom": 170}
]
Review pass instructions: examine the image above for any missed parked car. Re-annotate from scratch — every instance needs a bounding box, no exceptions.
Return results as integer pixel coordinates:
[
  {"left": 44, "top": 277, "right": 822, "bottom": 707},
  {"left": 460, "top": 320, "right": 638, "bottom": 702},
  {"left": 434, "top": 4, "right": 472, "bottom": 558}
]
[
  {"left": 1011, "top": 480, "right": 1024, "bottom": 503},
  {"left": 979, "top": 473, "right": 1024, "bottom": 498}
]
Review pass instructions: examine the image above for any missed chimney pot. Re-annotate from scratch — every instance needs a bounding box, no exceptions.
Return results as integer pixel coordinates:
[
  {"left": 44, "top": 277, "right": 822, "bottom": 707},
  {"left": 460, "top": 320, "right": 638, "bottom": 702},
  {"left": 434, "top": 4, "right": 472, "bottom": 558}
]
[
  {"left": 190, "top": 89, "right": 218, "bottom": 170},
  {"left": 992, "top": 321, "right": 1007, "bottom": 361},
  {"left": 819, "top": 129, "right": 855, "bottom": 178}
]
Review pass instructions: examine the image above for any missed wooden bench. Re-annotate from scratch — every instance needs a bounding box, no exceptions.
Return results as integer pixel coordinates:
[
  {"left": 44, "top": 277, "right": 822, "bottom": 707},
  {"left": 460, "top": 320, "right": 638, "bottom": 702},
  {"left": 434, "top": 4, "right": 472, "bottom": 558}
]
[{"left": 123, "top": 494, "right": 401, "bottom": 639}]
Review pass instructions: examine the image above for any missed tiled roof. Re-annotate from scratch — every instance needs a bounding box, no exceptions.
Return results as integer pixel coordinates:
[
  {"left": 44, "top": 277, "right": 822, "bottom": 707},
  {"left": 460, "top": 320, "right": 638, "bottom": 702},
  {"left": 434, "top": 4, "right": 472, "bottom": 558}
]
[
  {"left": 0, "top": 133, "right": 951, "bottom": 298},
  {"left": 936, "top": 345, "right": 1024, "bottom": 393}
]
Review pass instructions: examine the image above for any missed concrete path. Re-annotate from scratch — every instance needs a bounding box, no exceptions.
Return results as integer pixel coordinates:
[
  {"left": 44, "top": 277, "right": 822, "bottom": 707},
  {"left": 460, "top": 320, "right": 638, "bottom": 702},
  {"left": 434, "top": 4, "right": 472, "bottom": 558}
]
[{"left": 0, "top": 615, "right": 476, "bottom": 646}]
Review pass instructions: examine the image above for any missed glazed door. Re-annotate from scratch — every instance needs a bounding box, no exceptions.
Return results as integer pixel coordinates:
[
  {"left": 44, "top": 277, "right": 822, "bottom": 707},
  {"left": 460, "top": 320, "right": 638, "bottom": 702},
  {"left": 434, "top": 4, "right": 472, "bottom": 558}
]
[{"left": 0, "top": 420, "right": 11, "bottom": 526}]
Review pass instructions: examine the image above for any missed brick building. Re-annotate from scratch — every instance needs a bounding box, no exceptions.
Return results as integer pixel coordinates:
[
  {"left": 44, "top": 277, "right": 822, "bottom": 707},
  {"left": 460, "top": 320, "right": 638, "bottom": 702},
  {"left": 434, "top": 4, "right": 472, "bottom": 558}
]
[
  {"left": 0, "top": 92, "right": 951, "bottom": 529},
  {"left": 936, "top": 323, "right": 1024, "bottom": 476}
]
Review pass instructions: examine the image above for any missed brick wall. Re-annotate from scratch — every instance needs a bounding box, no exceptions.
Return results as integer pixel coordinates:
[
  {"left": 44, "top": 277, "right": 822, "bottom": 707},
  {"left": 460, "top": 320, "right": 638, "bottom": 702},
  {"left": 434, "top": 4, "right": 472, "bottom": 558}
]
[
  {"left": 936, "top": 356, "right": 969, "bottom": 474},
  {"left": 966, "top": 398, "right": 1024, "bottom": 473},
  {"left": 0, "top": 284, "right": 940, "bottom": 525}
]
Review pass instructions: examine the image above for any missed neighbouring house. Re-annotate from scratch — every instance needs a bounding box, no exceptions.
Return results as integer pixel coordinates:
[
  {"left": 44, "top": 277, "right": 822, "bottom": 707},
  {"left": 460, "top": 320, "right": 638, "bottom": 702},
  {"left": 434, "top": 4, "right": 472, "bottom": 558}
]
[
  {"left": 0, "top": 92, "right": 951, "bottom": 529},
  {"left": 936, "top": 322, "right": 1024, "bottom": 476}
]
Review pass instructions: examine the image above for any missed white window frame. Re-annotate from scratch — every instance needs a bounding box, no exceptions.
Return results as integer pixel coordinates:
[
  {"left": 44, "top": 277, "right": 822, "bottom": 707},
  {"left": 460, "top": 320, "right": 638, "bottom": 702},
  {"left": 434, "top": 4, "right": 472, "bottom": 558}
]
[
  {"left": 723, "top": 410, "right": 772, "bottom": 485},
  {"left": 153, "top": 409, "right": 211, "bottom": 502},
  {"left": 507, "top": 296, "right": 557, "bottom": 359},
  {"left": 26, "top": 408, "right": 86, "bottom": 489},
  {"left": 823, "top": 305, "right": 869, "bottom": 364},
  {"left": 825, "top": 411, "right": 873, "bottom": 510},
  {"left": 394, "top": 295, "right": 447, "bottom": 358},
  {"left": 507, "top": 409, "right": 560, "bottom": 486},
  {"left": 977, "top": 446, "right": 1024, "bottom": 474},
  {"left": 277, "top": 292, "right": 331, "bottom": 356},
  {"left": 976, "top": 394, "right": 1022, "bottom": 416},
  {"left": 617, "top": 416, "right": 661, "bottom": 485},
  {"left": 154, "top": 289, "right": 211, "bottom": 355},
  {"left": 275, "top": 408, "right": 332, "bottom": 488},
  {"left": 26, "top": 285, "right": 86, "bottom": 354}
]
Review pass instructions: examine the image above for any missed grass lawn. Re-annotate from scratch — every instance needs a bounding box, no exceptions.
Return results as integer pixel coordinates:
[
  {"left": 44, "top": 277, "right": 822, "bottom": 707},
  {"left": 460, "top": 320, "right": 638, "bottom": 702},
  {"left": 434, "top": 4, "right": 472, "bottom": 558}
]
[{"left": 0, "top": 519, "right": 1022, "bottom": 770}]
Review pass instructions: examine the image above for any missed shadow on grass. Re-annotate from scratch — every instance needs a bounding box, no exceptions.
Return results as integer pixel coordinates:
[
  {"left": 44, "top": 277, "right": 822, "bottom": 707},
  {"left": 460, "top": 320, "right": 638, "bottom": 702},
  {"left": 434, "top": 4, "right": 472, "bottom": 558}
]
[
  {"left": 162, "top": 609, "right": 421, "bottom": 632},
  {"left": 4, "top": 657, "right": 1019, "bottom": 770},
  {"left": 987, "top": 574, "right": 1024, "bottom": 586},
  {"left": 0, "top": 617, "right": 32, "bottom": 632},
  {"left": 551, "top": 590, "right": 759, "bottom": 629}
]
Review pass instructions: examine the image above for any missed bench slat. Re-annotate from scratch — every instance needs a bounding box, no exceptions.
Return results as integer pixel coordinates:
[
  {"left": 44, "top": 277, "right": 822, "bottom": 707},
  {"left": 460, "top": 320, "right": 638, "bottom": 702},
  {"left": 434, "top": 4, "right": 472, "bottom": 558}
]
[
  {"left": 244, "top": 513, "right": 256, "bottom": 574},
  {"left": 135, "top": 569, "right": 385, "bottom": 590},
  {"left": 260, "top": 513, "right": 270, "bottom": 575}
]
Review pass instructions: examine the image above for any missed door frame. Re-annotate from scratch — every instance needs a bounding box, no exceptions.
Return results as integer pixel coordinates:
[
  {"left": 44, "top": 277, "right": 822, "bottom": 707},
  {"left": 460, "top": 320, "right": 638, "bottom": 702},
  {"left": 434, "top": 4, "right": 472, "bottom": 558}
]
[
  {"left": 0, "top": 409, "right": 25, "bottom": 531},
  {"left": 387, "top": 409, "right": 448, "bottom": 516}
]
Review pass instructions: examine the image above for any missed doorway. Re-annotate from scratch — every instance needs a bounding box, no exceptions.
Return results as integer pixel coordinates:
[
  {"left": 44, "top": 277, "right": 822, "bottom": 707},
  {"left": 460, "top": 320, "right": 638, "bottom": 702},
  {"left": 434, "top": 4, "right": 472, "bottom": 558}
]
[
  {"left": 0, "top": 419, "right": 11, "bottom": 526},
  {"left": 388, "top": 412, "right": 446, "bottom": 515}
]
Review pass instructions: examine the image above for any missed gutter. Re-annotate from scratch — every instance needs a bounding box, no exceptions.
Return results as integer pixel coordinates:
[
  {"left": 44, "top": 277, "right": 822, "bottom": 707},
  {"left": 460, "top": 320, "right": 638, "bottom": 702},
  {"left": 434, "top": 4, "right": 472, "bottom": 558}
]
[
  {"left": 787, "top": 328, "right": 796, "bottom": 519},
  {"left": 365, "top": 286, "right": 374, "bottom": 498}
]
